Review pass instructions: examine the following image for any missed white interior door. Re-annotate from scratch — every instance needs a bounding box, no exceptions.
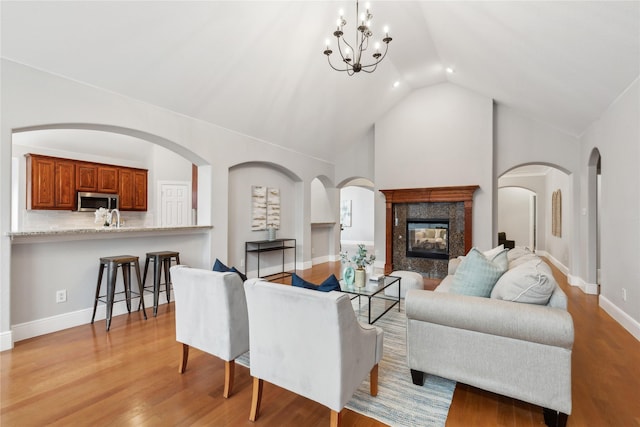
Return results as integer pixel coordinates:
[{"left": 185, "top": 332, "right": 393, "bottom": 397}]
[{"left": 158, "top": 181, "right": 191, "bottom": 226}]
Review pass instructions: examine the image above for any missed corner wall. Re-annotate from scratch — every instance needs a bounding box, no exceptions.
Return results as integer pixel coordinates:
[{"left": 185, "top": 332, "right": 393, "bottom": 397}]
[
  {"left": 579, "top": 78, "right": 640, "bottom": 339},
  {"left": 374, "top": 83, "right": 494, "bottom": 262}
]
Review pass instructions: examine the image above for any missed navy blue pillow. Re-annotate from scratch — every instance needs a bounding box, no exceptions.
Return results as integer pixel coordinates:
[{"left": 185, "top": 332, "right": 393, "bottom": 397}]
[
  {"left": 213, "top": 258, "right": 247, "bottom": 282},
  {"left": 212, "top": 258, "right": 230, "bottom": 272},
  {"left": 291, "top": 273, "right": 341, "bottom": 292},
  {"left": 229, "top": 267, "right": 248, "bottom": 282}
]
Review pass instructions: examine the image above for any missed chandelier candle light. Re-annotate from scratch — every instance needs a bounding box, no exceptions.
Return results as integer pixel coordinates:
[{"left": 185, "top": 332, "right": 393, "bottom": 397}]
[{"left": 323, "top": 1, "right": 392, "bottom": 75}]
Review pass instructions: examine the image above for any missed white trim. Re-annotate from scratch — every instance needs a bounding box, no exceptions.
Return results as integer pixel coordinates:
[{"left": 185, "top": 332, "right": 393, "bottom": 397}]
[
  {"left": 535, "top": 250, "right": 569, "bottom": 275},
  {"left": 312, "top": 255, "right": 331, "bottom": 265},
  {"left": 11, "top": 293, "right": 168, "bottom": 343},
  {"left": 340, "top": 240, "right": 375, "bottom": 247},
  {"left": 599, "top": 295, "right": 640, "bottom": 341},
  {"left": 567, "top": 274, "right": 599, "bottom": 295},
  {"left": 0, "top": 331, "right": 14, "bottom": 351}
]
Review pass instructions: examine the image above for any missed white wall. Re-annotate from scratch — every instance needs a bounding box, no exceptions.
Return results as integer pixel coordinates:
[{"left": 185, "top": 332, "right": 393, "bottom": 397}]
[
  {"left": 228, "top": 163, "right": 297, "bottom": 276},
  {"left": 494, "top": 104, "right": 580, "bottom": 275},
  {"left": 374, "top": 83, "right": 494, "bottom": 261},
  {"left": 340, "top": 186, "right": 375, "bottom": 245},
  {"left": 497, "top": 187, "right": 533, "bottom": 248},
  {"left": 544, "top": 168, "right": 572, "bottom": 269},
  {"left": 0, "top": 60, "right": 334, "bottom": 349},
  {"left": 310, "top": 178, "right": 335, "bottom": 223},
  {"left": 498, "top": 173, "right": 547, "bottom": 250},
  {"left": 579, "top": 78, "right": 640, "bottom": 338}
]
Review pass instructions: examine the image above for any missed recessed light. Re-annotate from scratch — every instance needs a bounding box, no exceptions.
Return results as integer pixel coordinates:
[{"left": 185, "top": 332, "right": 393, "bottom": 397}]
[
  {"left": 393, "top": 81, "right": 400, "bottom": 88},
  {"left": 446, "top": 67, "right": 455, "bottom": 74}
]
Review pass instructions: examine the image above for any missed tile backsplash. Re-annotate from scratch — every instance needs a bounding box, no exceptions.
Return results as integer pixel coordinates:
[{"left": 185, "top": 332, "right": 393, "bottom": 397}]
[{"left": 20, "top": 210, "right": 152, "bottom": 231}]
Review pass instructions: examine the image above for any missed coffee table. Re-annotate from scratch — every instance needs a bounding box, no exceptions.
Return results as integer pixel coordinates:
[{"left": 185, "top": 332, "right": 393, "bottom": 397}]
[{"left": 340, "top": 275, "right": 401, "bottom": 324}]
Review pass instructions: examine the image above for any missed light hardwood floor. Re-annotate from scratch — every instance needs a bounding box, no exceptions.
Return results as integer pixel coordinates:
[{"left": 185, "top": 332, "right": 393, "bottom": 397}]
[{"left": 1, "top": 260, "right": 639, "bottom": 426}]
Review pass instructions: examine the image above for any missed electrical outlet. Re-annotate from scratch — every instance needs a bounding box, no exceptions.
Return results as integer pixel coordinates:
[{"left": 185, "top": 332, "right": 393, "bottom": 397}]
[
  {"left": 622, "top": 288, "right": 627, "bottom": 302},
  {"left": 56, "top": 289, "right": 67, "bottom": 303}
]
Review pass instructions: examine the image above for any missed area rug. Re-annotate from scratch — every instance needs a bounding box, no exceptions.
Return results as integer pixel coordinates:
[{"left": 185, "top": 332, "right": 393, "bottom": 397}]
[{"left": 237, "top": 299, "right": 456, "bottom": 426}]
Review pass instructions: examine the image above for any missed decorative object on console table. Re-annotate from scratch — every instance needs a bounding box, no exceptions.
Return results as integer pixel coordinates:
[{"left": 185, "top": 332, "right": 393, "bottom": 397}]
[
  {"left": 266, "top": 226, "right": 276, "bottom": 241},
  {"left": 341, "top": 244, "right": 376, "bottom": 289}
]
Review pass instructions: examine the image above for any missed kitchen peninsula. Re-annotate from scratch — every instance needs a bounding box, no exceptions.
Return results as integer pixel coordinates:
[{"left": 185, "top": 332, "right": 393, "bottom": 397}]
[{"left": 8, "top": 225, "right": 213, "bottom": 343}]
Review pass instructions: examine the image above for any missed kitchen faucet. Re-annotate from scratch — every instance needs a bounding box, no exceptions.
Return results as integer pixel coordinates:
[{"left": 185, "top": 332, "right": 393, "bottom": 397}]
[{"left": 110, "top": 209, "right": 121, "bottom": 228}]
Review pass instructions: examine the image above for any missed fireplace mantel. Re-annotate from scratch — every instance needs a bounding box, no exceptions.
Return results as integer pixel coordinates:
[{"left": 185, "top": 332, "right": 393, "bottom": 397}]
[{"left": 380, "top": 185, "right": 479, "bottom": 274}]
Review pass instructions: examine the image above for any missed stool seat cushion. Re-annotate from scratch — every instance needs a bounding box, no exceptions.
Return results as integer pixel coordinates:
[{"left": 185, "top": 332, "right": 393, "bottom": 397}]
[{"left": 384, "top": 271, "right": 424, "bottom": 298}]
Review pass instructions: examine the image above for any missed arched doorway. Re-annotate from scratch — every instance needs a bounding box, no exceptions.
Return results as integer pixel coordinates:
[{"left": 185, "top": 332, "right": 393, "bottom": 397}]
[
  {"left": 338, "top": 178, "right": 375, "bottom": 256},
  {"left": 587, "top": 148, "right": 602, "bottom": 294}
]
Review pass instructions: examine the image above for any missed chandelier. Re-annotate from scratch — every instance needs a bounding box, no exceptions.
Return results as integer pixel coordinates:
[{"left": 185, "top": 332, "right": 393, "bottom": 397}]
[{"left": 323, "top": 1, "right": 392, "bottom": 75}]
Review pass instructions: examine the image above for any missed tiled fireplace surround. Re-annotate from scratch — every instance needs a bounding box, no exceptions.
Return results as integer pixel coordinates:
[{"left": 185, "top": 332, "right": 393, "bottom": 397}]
[{"left": 380, "top": 186, "right": 479, "bottom": 279}]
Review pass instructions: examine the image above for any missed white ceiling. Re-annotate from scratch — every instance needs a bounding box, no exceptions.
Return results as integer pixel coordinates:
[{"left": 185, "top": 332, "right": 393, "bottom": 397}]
[{"left": 2, "top": 1, "right": 639, "bottom": 163}]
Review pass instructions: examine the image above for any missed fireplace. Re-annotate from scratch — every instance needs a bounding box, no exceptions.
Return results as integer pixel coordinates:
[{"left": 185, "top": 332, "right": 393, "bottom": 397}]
[
  {"left": 407, "top": 219, "right": 449, "bottom": 260},
  {"left": 380, "top": 186, "right": 479, "bottom": 276}
]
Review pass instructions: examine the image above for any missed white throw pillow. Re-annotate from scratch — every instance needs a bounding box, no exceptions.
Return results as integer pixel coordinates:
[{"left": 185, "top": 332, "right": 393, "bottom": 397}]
[
  {"left": 483, "top": 244, "right": 505, "bottom": 260},
  {"left": 491, "top": 258, "right": 557, "bottom": 305}
]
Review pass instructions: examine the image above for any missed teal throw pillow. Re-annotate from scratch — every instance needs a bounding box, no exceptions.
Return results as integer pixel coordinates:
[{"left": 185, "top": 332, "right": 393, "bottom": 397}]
[
  {"left": 291, "top": 273, "right": 341, "bottom": 292},
  {"left": 450, "top": 247, "right": 508, "bottom": 297}
]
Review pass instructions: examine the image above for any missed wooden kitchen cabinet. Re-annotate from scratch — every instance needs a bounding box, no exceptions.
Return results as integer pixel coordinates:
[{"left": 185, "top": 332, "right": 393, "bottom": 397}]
[
  {"left": 76, "top": 162, "right": 118, "bottom": 193},
  {"left": 27, "top": 153, "right": 147, "bottom": 211},
  {"left": 97, "top": 166, "right": 118, "bottom": 193},
  {"left": 27, "top": 154, "right": 75, "bottom": 210},
  {"left": 76, "top": 162, "right": 98, "bottom": 192},
  {"left": 119, "top": 168, "right": 147, "bottom": 211}
]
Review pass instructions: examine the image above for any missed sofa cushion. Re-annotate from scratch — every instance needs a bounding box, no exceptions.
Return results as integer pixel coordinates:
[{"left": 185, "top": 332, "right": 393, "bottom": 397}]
[
  {"left": 491, "top": 258, "right": 557, "bottom": 305},
  {"left": 449, "top": 247, "right": 508, "bottom": 297},
  {"left": 291, "top": 273, "right": 341, "bottom": 292}
]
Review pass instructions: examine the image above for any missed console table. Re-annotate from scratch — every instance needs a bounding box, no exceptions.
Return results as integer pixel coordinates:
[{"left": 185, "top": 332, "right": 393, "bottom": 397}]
[{"left": 245, "top": 238, "right": 296, "bottom": 282}]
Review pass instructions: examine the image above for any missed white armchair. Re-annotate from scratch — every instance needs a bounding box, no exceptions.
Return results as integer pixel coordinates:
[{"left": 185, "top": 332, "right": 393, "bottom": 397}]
[
  {"left": 243, "top": 279, "right": 383, "bottom": 426},
  {"left": 171, "top": 265, "right": 250, "bottom": 398}
]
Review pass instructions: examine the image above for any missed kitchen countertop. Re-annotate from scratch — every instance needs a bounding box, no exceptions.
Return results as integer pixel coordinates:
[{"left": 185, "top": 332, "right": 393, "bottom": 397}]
[{"left": 7, "top": 225, "right": 213, "bottom": 243}]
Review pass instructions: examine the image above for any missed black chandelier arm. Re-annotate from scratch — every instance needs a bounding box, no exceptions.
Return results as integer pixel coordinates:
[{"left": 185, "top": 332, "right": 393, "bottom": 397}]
[
  {"left": 335, "top": 36, "right": 356, "bottom": 64},
  {"left": 326, "top": 56, "right": 355, "bottom": 74},
  {"left": 360, "top": 42, "right": 390, "bottom": 70}
]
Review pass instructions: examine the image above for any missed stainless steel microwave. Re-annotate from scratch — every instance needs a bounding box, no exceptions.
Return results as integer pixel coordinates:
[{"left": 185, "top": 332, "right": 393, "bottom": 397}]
[{"left": 77, "top": 192, "right": 119, "bottom": 212}]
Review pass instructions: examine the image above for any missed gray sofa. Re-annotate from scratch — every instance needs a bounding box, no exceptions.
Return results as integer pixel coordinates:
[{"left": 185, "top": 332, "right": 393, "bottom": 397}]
[{"left": 405, "top": 248, "right": 574, "bottom": 427}]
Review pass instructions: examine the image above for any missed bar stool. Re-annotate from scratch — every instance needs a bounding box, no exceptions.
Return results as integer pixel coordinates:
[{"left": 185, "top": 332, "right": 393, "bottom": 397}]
[
  {"left": 140, "top": 251, "right": 181, "bottom": 316},
  {"left": 91, "top": 255, "right": 147, "bottom": 331}
]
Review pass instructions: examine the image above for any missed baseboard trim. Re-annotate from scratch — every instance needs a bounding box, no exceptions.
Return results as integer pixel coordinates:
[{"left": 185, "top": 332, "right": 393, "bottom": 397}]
[
  {"left": 567, "top": 274, "right": 599, "bottom": 295},
  {"left": 536, "top": 250, "right": 569, "bottom": 275},
  {"left": 10, "top": 292, "right": 168, "bottom": 344},
  {"left": 312, "top": 255, "right": 331, "bottom": 265},
  {"left": 599, "top": 295, "right": 640, "bottom": 341},
  {"left": 0, "top": 330, "right": 13, "bottom": 352}
]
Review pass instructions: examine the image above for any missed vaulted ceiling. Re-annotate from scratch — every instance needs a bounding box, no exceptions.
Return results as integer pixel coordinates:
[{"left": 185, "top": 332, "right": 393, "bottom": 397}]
[{"left": 2, "top": 1, "right": 639, "bottom": 163}]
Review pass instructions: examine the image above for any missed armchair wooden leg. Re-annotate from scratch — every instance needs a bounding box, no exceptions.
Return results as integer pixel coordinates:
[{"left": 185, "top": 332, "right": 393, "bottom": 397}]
[
  {"left": 370, "top": 364, "right": 379, "bottom": 396},
  {"left": 330, "top": 410, "right": 343, "bottom": 427},
  {"left": 178, "top": 343, "right": 189, "bottom": 374},
  {"left": 249, "top": 377, "right": 263, "bottom": 422},
  {"left": 223, "top": 360, "right": 235, "bottom": 398}
]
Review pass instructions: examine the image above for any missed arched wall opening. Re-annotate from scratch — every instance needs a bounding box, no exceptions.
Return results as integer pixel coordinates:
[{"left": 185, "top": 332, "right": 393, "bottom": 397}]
[
  {"left": 498, "top": 164, "right": 573, "bottom": 273},
  {"left": 10, "top": 125, "right": 209, "bottom": 231},
  {"left": 339, "top": 177, "right": 375, "bottom": 256},
  {"left": 310, "top": 175, "right": 339, "bottom": 265},
  {"left": 228, "top": 161, "right": 301, "bottom": 277},
  {"left": 497, "top": 186, "right": 537, "bottom": 250},
  {"left": 587, "top": 148, "right": 602, "bottom": 294}
]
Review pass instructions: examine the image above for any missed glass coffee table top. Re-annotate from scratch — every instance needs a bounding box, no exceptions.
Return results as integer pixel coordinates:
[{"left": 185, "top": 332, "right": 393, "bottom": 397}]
[{"left": 340, "top": 275, "right": 401, "bottom": 324}]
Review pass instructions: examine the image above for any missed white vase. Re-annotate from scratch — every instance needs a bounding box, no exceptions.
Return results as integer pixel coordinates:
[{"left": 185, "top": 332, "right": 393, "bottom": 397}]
[
  {"left": 266, "top": 227, "right": 276, "bottom": 241},
  {"left": 354, "top": 268, "right": 366, "bottom": 288}
]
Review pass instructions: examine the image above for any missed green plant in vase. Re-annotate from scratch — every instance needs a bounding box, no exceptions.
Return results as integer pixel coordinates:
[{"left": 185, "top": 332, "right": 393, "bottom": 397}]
[{"left": 340, "top": 244, "right": 375, "bottom": 288}]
